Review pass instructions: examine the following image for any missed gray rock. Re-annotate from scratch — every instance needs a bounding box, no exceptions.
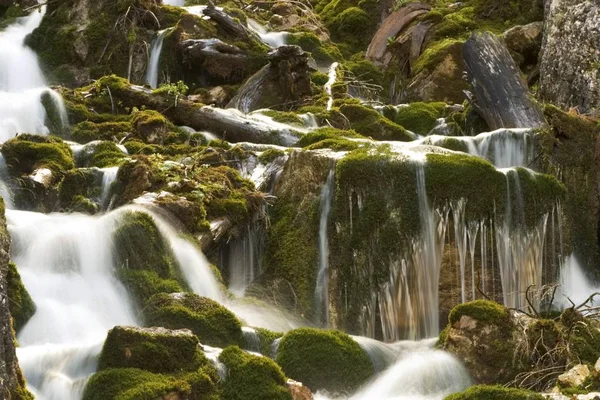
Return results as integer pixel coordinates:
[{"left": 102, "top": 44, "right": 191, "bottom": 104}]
[
  {"left": 557, "top": 364, "right": 592, "bottom": 388},
  {"left": 539, "top": 0, "right": 600, "bottom": 113}
]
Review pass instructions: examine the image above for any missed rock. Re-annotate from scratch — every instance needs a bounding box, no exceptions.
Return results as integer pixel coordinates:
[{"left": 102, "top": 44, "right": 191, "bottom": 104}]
[
  {"left": 132, "top": 110, "right": 169, "bottom": 145},
  {"left": 595, "top": 357, "right": 600, "bottom": 373},
  {"left": 503, "top": 22, "right": 544, "bottom": 68},
  {"left": 98, "top": 325, "right": 203, "bottom": 374},
  {"left": 227, "top": 45, "right": 313, "bottom": 113},
  {"left": 271, "top": 2, "right": 296, "bottom": 16},
  {"left": 133, "top": 191, "right": 205, "bottom": 233},
  {"left": 557, "top": 364, "right": 592, "bottom": 388},
  {"left": 287, "top": 379, "right": 313, "bottom": 400},
  {"left": 30, "top": 168, "right": 53, "bottom": 189},
  {"left": 539, "top": 0, "right": 600, "bottom": 113},
  {"left": 463, "top": 31, "right": 546, "bottom": 130}
]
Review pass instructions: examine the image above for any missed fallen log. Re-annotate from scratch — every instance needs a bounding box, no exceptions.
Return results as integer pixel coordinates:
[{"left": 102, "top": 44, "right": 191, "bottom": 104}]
[{"left": 463, "top": 31, "right": 546, "bottom": 130}]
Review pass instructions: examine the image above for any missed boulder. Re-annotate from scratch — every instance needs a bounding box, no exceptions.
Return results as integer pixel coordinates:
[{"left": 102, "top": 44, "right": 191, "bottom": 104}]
[
  {"left": 503, "top": 22, "right": 544, "bottom": 68},
  {"left": 557, "top": 364, "right": 592, "bottom": 388},
  {"left": 287, "top": 379, "right": 313, "bottom": 400},
  {"left": 539, "top": 0, "right": 600, "bottom": 114}
]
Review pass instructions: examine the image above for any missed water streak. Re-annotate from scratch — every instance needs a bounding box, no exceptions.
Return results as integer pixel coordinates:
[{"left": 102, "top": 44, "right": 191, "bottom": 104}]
[
  {"left": 314, "top": 169, "right": 335, "bottom": 326},
  {"left": 146, "top": 29, "right": 171, "bottom": 89}
]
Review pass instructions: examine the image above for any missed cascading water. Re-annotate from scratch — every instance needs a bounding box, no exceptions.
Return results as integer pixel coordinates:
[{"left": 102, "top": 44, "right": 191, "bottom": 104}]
[
  {"left": 162, "top": 0, "right": 185, "bottom": 6},
  {"left": 314, "top": 169, "right": 335, "bottom": 327},
  {"left": 146, "top": 29, "right": 171, "bottom": 89},
  {"left": 99, "top": 166, "right": 119, "bottom": 210},
  {"left": 247, "top": 19, "right": 289, "bottom": 48},
  {"left": 325, "top": 62, "right": 339, "bottom": 111},
  {"left": 0, "top": 7, "right": 68, "bottom": 142},
  {"left": 9, "top": 210, "right": 139, "bottom": 399}
]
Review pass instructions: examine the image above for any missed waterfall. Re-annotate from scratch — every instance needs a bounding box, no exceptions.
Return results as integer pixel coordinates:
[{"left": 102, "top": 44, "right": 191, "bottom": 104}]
[
  {"left": 0, "top": 7, "right": 68, "bottom": 143},
  {"left": 560, "top": 255, "right": 600, "bottom": 307},
  {"left": 325, "top": 62, "right": 339, "bottom": 111},
  {"left": 99, "top": 166, "right": 119, "bottom": 210},
  {"left": 146, "top": 29, "right": 171, "bottom": 89},
  {"left": 162, "top": 0, "right": 185, "bottom": 6},
  {"left": 223, "top": 221, "right": 265, "bottom": 297},
  {"left": 314, "top": 169, "right": 335, "bottom": 326},
  {"left": 8, "top": 210, "right": 139, "bottom": 399},
  {"left": 379, "top": 163, "right": 448, "bottom": 341},
  {"left": 247, "top": 19, "right": 289, "bottom": 48},
  {"left": 0, "top": 154, "right": 14, "bottom": 208}
]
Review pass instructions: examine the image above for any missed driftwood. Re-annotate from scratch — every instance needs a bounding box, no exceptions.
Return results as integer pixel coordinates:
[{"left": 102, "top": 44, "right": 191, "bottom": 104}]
[
  {"left": 463, "top": 31, "right": 546, "bottom": 130},
  {"left": 203, "top": 1, "right": 259, "bottom": 41},
  {"left": 104, "top": 83, "right": 301, "bottom": 146},
  {"left": 409, "top": 21, "right": 433, "bottom": 69},
  {"left": 366, "top": 3, "right": 431, "bottom": 63}
]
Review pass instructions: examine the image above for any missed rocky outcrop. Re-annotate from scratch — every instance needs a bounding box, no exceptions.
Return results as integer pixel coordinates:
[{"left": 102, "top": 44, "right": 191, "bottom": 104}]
[
  {"left": 557, "top": 364, "right": 592, "bottom": 388},
  {"left": 503, "top": 22, "right": 544, "bottom": 73},
  {"left": 539, "top": 0, "right": 600, "bottom": 114},
  {"left": 540, "top": 0, "right": 600, "bottom": 113},
  {"left": 0, "top": 201, "right": 33, "bottom": 399},
  {"left": 227, "top": 45, "right": 314, "bottom": 113},
  {"left": 463, "top": 32, "right": 546, "bottom": 130}
]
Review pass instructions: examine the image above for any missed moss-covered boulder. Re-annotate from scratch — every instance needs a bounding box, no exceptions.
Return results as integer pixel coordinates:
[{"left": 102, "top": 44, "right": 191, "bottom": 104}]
[
  {"left": 339, "top": 103, "right": 414, "bottom": 141},
  {"left": 74, "top": 141, "right": 127, "bottom": 168},
  {"left": 275, "top": 328, "right": 373, "bottom": 394},
  {"left": 1, "top": 134, "right": 74, "bottom": 176},
  {"left": 82, "top": 367, "right": 219, "bottom": 400},
  {"left": 390, "top": 102, "right": 447, "bottom": 135},
  {"left": 58, "top": 168, "right": 102, "bottom": 213},
  {"left": 98, "top": 326, "right": 207, "bottom": 374},
  {"left": 219, "top": 346, "right": 291, "bottom": 400},
  {"left": 444, "top": 384, "right": 544, "bottom": 400},
  {"left": 6, "top": 262, "right": 35, "bottom": 333},
  {"left": 132, "top": 110, "right": 170, "bottom": 145},
  {"left": 112, "top": 156, "right": 155, "bottom": 206},
  {"left": 145, "top": 292, "right": 243, "bottom": 348},
  {"left": 440, "top": 301, "right": 528, "bottom": 384}
]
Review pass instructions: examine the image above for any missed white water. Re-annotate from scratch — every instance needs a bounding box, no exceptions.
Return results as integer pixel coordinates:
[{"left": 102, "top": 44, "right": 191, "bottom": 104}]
[
  {"left": 317, "top": 338, "right": 471, "bottom": 400},
  {"left": 146, "top": 29, "right": 171, "bottom": 89},
  {"left": 325, "top": 62, "right": 339, "bottom": 111},
  {"left": 99, "top": 167, "right": 119, "bottom": 210},
  {"left": 9, "top": 210, "right": 139, "bottom": 399},
  {"left": 0, "top": 7, "right": 68, "bottom": 143},
  {"left": 560, "top": 255, "right": 600, "bottom": 307},
  {"left": 163, "top": 0, "right": 184, "bottom": 6},
  {"left": 314, "top": 169, "right": 335, "bottom": 326},
  {"left": 247, "top": 19, "right": 288, "bottom": 48}
]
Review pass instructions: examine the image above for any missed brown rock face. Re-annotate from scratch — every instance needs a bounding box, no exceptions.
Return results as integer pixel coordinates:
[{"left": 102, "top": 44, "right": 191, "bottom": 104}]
[{"left": 539, "top": 0, "right": 600, "bottom": 113}]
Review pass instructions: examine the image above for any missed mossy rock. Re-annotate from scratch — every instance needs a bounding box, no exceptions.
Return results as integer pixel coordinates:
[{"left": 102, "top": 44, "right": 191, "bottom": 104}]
[
  {"left": 112, "top": 156, "right": 155, "bottom": 206},
  {"left": 132, "top": 110, "right": 170, "bottom": 145},
  {"left": 70, "top": 120, "right": 132, "bottom": 143},
  {"left": 75, "top": 141, "right": 127, "bottom": 168},
  {"left": 113, "top": 211, "right": 175, "bottom": 278},
  {"left": 444, "top": 384, "right": 544, "bottom": 400},
  {"left": 58, "top": 169, "right": 100, "bottom": 212},
  {"left": 219, "top": 346, "right": 291, "bottom": 400},
  {"left": 287, "top": 32, "right": 343, "bottom": 65},
  {"left": 145, "top": 292, "right": 244, "bottom": 348},
  {"left": 339, "top": 103, "right": 413, "bottom": 141},
  {"left": 569, "top": 320, "right": 600, "bottom": 365},
  {"left": 82, "top": 367, "right": 219, "bottom": 400},
  {"left": 296, "top": 127, "right": 363, "bottom": 148},
  {"left": 275, "top": 328, "right": 373, "bottom": 394},
  {"left": 258, "top": 148, "right": 285, "bottom": 164},
  {"left": 1, "top": 134, "right": 74, "bottom": 175},
  {"left": 253, "top": 328, "right": 283, "bottom": 357},
  {"left": 448, "top": 300, "right": 510, "bottom": 325},
  {"left": 98, "top": 326, "right": 207, "bottom": 374},
  {"left": 393, "top": 102, "right": 447, "bottom": 135},
  {"left": 7, "top": 262, "right": 35, "bottom": 333}
]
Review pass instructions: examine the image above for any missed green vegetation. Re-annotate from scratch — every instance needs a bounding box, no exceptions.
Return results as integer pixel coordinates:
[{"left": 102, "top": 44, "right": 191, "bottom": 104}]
[
  {"left": 276, "top": 328, "right": 373, "bottom": 394},
  {"left": 1, "top": 135, "right": 74, "bottom": 175},
  {"left": 448, "top": 300, "right": 509, "bottom": 325},
  {"left": 444, "top": 385, "right": 544, "bottom": 400},
  {"left": 145, "top": 293, "right": 244, "bottom": 348},
  {"left": 258, "top": 148, "right": 285, "bottom": 164},
  {"left": 6, "top": 262, "right": 35, "bottom": 333},
  {"left": 219, "top": 346, "right": 291, "bottom": 400},
  {"left": 287, "top": 32, "right": 343, "bottom": 64},
  {"left": 339, "top": 103, "right": 413, "bottom": 141},
  {"left": 254, "top": 328, "right": 283, "bottom": 357},
  {"left": 98, "top": 326, "right": 207, "bottom": 374},
  {"left": 392, "top": 102, "right": 447, "bottom": 135}
]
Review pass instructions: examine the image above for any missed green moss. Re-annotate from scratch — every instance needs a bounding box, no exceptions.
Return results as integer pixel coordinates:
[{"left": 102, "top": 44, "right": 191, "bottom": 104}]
[
  {"left": 88, "top": 142, "right": 127, "bottom": 168},
  {"left": 311, "top": 71, "right": 329, "bottom": 86},
  {"left": 82, "top": 368, "right": 218, "bottom": 400},
  {"left": 145, "top": 292, "right": 243, "bottom": 348},
  {"left": 113, "top": 211, "right": 175, "bottom": 278},
  {"left": 70, "top": 121, "right": 132, "bottom": 143},
  {"left": 7, "top": 262, "right": 35, "bottom": 333},
  {"left": 393, "top": 102, "right": 447, "bottom": 135},
  {"left": 219, "top": 346, "right": 291, "bottom": 400},
  {"left": 260, "top": 110, "right": 304, "bottom": 125},
  {"left": 339, "top": 103, "right": 413, "bottom": 141},
  {"left": 569, "top": 321, "right": 600, "bottom": 365},
  {"left": 71, "top": 195, "right": 99, "bottom": 214},
  {"left": 287, "top": 32, "right": 343, "bottom": 64},
  {"left": 296, "top": 127, "right": 363, "bottom": 148},
  {"left": 254, "top": 328, "right": 283, "bottom": 357},
  {"left": 58, "top": 169, "right": 99, "bottom": 212},
  {"left": 448, "top": 300, "right": 509, "bottom": 325},
  {"left": 258, "top": 149, "right": 285, "bottom": 164},
  {"left": 305, "top": 138, "right": 360, "bottom": 151},
  {"left": 276, "top": 328, "right": 373, "bottom": 394},
  {"left": 116, "top": 269, "right": 183, "bottom": 307},
  {"left": 1, "top": 135, "right": 74, "bottom": 175},
  {"left": 343, "top": 60, "right": 383, "bottom": 87},
  {"left": 413, "top": 39, "right": 463, "bottom": 75},
  {"left": 444, "top": 385, "right": 544, "bottom": 400},
  {"left": 98, "top": 326, "right": 207, "bottom": 374}
]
